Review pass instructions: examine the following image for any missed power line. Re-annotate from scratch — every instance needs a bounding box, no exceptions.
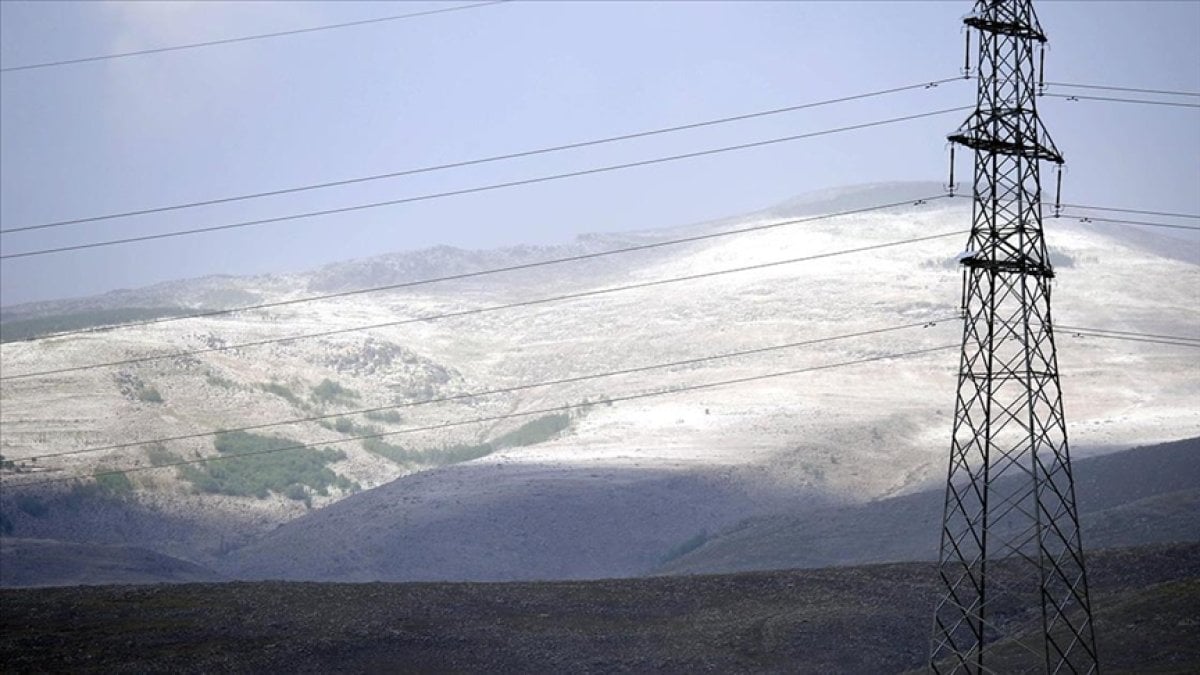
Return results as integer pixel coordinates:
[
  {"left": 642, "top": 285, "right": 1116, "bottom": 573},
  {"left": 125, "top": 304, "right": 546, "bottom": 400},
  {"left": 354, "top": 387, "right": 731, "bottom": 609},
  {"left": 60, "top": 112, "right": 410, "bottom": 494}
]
[
  {"left": 1044, "top": 81, "right": 1200, "bottom": 99},
  {"left": 1042, "top": 93, "right": 1200, "bottom": 110},
  {"left": 13, "top": 318, "right": 957, "bottom": 464},
  {"left": 0, "top": 196, "right": 949, "bottom": 342},
  {"left": 0, "top": 344, "right": 959, "bottom": 489},
  {"left": 1054, "top": 203, "right": 1199, "bottom": 221},
  {"left": 0, "top": 77, "right": 963, "bottom": 236},
  {"left": 1057, "top": 325, "right": 1199, "bottom": 343},
  {"left": 0, "top": 230, "right": 968, "bottom": 381},
  {"left": 0, "top": 2, "right": 507, "bottom": 74},
  {"left": 1, "top": 322, "right": 1191, "bottom": 488},
  {"left": 1066, "top": 331, "right": 1200, "bottom": 350},
  {"left": 1059, "top": 214, "right": 1200, "bottom": 232},
  {"left": 9, "top": 320, "right": 1185, "bottom": 466},
  {"left": 0, "top": 199, "right": 1187, "bottom": 345},
  {"left": 0, "top": 106, "right": 972, "bottom": 260}
]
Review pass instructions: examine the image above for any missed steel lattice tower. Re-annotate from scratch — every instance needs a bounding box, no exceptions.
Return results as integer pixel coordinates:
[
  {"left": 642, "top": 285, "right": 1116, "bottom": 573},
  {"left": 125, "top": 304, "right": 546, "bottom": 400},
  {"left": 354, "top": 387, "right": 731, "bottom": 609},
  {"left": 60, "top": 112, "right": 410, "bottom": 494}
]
[{"left": 929, "top": 0, "right": 1099, "bottom": 672}]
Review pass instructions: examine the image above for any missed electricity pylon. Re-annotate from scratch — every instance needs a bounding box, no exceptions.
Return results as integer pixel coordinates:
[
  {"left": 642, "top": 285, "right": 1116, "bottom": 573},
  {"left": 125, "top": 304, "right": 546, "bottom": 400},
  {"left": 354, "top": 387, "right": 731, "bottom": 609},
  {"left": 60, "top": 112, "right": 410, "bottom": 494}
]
[{"left": 929, "top": 0, "right": 1099, "bottom": 672}]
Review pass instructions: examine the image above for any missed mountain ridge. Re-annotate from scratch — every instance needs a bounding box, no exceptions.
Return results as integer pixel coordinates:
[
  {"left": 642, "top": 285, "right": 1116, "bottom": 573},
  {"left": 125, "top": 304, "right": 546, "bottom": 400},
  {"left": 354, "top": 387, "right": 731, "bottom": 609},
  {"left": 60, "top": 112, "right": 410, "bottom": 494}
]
[{"left": 1, "top": 181, "right": 1196, "bottom": 585}]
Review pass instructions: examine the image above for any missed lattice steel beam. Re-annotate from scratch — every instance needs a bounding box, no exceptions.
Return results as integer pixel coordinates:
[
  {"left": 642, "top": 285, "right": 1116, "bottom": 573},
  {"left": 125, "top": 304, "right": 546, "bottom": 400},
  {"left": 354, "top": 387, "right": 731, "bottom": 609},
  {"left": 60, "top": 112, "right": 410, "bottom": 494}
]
[{"left": 929, "top": 1, "right": 1099, "bottom": 672}]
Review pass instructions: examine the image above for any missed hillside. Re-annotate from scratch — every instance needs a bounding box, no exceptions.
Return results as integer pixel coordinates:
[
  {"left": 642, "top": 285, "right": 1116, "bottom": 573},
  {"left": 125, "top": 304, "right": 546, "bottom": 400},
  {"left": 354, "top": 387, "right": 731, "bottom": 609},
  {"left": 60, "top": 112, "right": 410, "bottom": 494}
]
[
  {"left": 657, "top": 437, "right": 1200, "bottom": 575},
  {"left": 2, "top": 182, "right": 1197, "bottom": 582},
  {"left": 2, "top": 542, "right": 1197, "bottom": 673},
  {"left": 0, "top": 538, "right": 222, "bottom": 587}
]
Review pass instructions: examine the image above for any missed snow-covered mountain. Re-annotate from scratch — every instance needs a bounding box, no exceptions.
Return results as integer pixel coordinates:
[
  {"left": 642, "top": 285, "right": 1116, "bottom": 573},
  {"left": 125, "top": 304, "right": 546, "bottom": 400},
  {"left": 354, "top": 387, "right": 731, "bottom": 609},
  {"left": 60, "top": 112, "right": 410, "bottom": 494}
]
[{"left": 1, "top": 181, "right": 1196, "bottom": 581}]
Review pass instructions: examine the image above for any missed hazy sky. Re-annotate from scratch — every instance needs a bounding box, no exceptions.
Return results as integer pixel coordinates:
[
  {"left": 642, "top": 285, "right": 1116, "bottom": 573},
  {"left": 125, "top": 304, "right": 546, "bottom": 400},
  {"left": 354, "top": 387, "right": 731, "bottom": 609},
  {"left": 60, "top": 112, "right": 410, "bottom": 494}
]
[{"left": 1, "top": 0, "right": 1197, "bottom": 307}]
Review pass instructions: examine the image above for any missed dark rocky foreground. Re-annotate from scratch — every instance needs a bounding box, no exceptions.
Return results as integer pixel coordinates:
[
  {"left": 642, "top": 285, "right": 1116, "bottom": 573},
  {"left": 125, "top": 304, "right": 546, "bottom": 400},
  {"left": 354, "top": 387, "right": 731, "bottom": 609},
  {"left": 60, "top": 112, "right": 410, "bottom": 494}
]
[{"left": 2, "top": 543, "right": 1198, "bottom": 674}]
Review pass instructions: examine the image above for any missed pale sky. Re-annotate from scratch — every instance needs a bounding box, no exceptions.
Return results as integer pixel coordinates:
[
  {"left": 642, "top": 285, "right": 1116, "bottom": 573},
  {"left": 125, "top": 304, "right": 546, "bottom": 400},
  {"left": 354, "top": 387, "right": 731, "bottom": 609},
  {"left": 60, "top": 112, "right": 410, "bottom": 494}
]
[{"left": 1, "top": 0, "right": 1198, "bottom": 307}]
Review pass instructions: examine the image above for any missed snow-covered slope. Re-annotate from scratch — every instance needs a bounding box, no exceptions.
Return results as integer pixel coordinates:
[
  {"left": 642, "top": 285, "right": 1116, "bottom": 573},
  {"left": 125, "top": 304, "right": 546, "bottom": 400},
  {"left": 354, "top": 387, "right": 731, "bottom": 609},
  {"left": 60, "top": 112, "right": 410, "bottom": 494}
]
[{"left": 1, "top": 181, "right": 1196, "bottom": 580}]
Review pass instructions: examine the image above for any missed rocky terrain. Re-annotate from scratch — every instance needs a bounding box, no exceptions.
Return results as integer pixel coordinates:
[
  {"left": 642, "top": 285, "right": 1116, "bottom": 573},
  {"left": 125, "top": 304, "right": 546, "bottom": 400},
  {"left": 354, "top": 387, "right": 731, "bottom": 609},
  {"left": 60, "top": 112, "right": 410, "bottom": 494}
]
[
  {"left": 2, "top": 542, "right": 1197, "bottom": 673},
  {"left": 1, "top": 181, "right": 1197, "bottom": 583}
]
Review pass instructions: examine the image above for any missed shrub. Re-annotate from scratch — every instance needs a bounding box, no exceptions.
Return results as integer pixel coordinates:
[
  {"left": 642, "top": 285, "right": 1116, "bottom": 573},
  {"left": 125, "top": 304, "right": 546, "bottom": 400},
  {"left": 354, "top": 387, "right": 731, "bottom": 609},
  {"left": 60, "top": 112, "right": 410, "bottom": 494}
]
[
  {"left": 326, "top": 417, "right": 376, "bottom": 436},
  {"left": 259, "top": 381, "right": 307, "bottom": 409},
  {"left": 205, "top": 372, "right": 237, "bottom": 389},
  {"left": 364, "top": 409, "right": 403, "bottom": 424},
  {"left": 283, "top": 484, "right": 308, "bottom": 502},
  {"left": 137, "top": 385, "right": 163, "bottom": 403},
  {"left": 362, "top": 437, "right": 412, "bottom": 464},
  {"left": 145, "top": 444, "right": 182, "bottom": 467},
  {"left": 436, "top": 442, "right": 495, "bottom": 464},
  {"left": 312, "top": 378, "right": 359, "bottom": 406},
  {"left": 493, "top": 414, "right": 570, "bottom": 449},
  {"left": 16, "top": 495, "right": 48, "bottom": 518},
  {"left": 95, "top": 471, "right": 134, "bottom": 496}
]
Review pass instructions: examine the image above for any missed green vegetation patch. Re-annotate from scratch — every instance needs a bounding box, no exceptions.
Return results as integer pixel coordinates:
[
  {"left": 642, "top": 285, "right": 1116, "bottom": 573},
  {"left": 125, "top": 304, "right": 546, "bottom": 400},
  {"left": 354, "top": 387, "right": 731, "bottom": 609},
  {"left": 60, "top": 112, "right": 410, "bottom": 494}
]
[
  {"left": 318, "top": 417, "right": 378, "bottom": 436},
  {"left": 145, "top": 445, "right": 182, "bottom": 467},
  {"left": 116, "top": 372, "right": 165, "bottom": 404},
  {"left": 361, "top": 413, "right": 572, "bottom": 467},
  {"left": 177, "top": 431, "right": 354, "bottom": 500},
  {"left": 59, "top": 471, "right": 136, "bottom": 510},
  {"left": 205, "top": 372, "right": 238, "bottom": 390},
  {"left": 364, "top": 409, "right": 403, "bottom": 424},
  {"left": 259, "top": 381, "right": 308, "bottom": 409},
  {"left": 0, "top": 306, "right": 193, "bottom": 343},
  {"left": 94, "top": 471, "right": 134, "bottom": 496},
  {"left": 361, "top": 437, "right": 414, "bottom": 465},
  {"left": 493, "top": 413, "right": 571, "bottom": 448},
  {"left": 311, "top": 378, "right": 359, "bottom": 406}
]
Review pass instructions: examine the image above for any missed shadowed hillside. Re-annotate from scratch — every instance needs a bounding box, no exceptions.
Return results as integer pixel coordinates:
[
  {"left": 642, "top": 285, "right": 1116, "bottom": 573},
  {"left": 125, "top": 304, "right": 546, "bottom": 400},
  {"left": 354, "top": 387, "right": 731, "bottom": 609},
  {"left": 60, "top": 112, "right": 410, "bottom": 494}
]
[
  {"left": 0, "top": 539, "right": 222, "bottom": 587},
  {"left": 658, "top": 437, "right": 1200, "bottom": 575}
]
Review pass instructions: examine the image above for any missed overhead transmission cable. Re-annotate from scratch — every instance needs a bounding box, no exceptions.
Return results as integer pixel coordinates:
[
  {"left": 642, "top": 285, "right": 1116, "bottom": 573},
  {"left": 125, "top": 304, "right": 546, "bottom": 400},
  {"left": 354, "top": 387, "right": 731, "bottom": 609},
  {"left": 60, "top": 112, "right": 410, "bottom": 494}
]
[
  {"left": 0, "top": 229, "right": 969, "bottom": 381},
  {"left": 0, "top": 77, "right": 964, "bottom": 236},
  {"left": 1052, "top": 203, "right": 1199, "bottom": 221},
  {"left": 2, "top": 77, "right": 1189, "bottom": 239},
  {"left": 1043, "top": 81, "right": 1200, "bottom": 98},
  {"left": 1057, "top": 214, "right": 1200, "bottom": 233},
  {"left": 1060, "top": 326, "right": 1200, "bottom": 349},
  {"left": 10, "top": 327, "right": 1193, "bottom": 489},
  {"left": 1057, "top": 325, "right": 1200, "bottom": 343},
  {"left": 0, "top": 201, "right": 1191, "bottom": 345},
  {"left": 0, "top": 106, "right": 972, "bottom": 260},
  {"left": 13, "top": 318, "right": 958, "bottom": 464},
  {"left": 0, "top": 1, "right": 508, "bottom": 73},
  {"left": 0, "top": 201, "right": 1190, "bottom": 347},
  {"left": 0, "top": 195, "right": 950, "bottom": 342},
  {"left": 1066, "top": 331, "right": 1200, "bottom": 349},
  {"left": 1042, "top": 93, "right": 1200, "bottom": 110},
  {"left": 0, "top": 344, "right": 960, "bottom": 489},
  {"left": 10, "top": 319, "right": 1190, "bottom": 467}
]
